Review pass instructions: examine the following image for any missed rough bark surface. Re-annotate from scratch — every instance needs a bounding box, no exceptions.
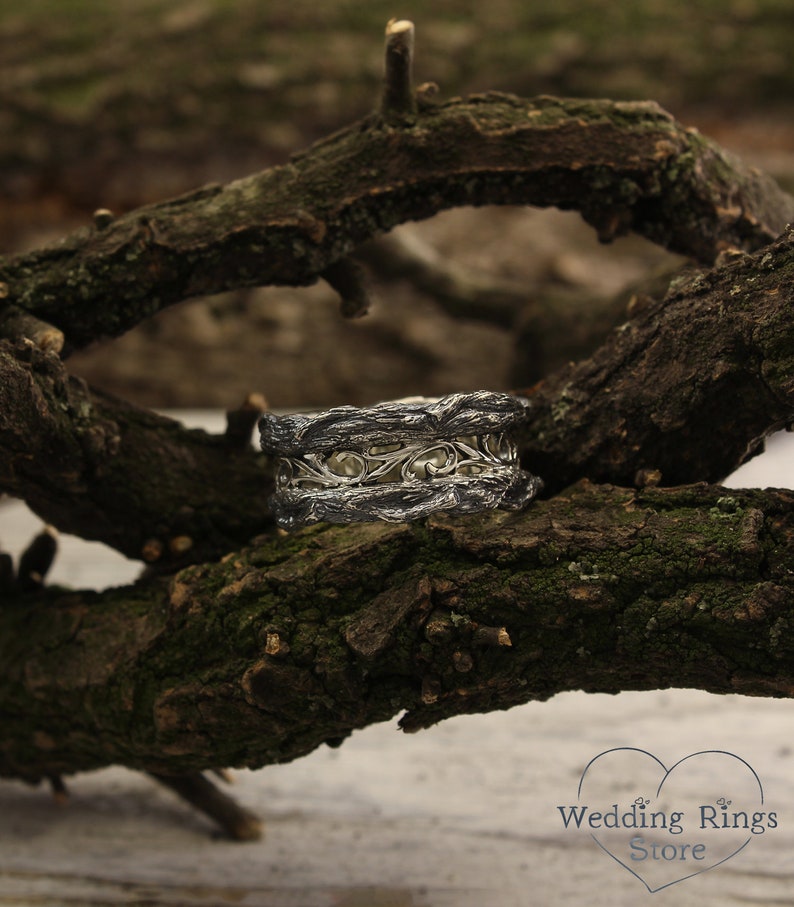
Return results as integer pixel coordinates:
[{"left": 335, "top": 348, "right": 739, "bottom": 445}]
[
  {"left": 521, "top": 227, "right": 794, "bottom": 491},
  {"left": 1, "top": 96, "right": 792, "bottom": 350},
  {"left": 1, "top": 231, "right": 791, "bottom": 564},
  {"left": 3, "top": 0, "right": 792, "bottom": 238},
  {"left": 2, "top": 482, "right": 792, "bottom": 780},
  {"left": 0, "top": 341, "right": 271, "bottom": 564}
]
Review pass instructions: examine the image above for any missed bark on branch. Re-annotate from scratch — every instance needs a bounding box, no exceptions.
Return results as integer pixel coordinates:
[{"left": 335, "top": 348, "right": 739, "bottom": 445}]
[
  {"left": 519, "top": 226, "right": 794, "bottom": 491},
  {"left": 0, "top": 231, "right": 791, "bottom": 560},
  {"left": 0, "top": 340, "right": 272, "bottom": 563},
  {"left": 2, "top": 482, "right": 792, "bottom": 781},
  {"left": 1, "top": 94, "right": 792, "bottom": 349}
]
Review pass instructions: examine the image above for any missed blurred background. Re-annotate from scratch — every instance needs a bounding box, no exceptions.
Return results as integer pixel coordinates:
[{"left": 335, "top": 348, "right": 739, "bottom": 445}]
[{"left": 2, "top": 0, "right": 792, "bottom": 409}]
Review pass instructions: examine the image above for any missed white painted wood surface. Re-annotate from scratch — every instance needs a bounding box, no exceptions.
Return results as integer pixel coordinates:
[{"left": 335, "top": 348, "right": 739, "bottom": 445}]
[{"left": 1, "top": 423, "right": 792, "bottom": 907}]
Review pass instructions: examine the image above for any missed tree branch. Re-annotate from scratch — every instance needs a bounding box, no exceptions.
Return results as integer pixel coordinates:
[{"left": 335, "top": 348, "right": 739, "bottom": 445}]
[
  {"left": 0, "top": 305, "right": 64, "bottom": 354},
  {"left": 1, "top": 94, "right": 791, "bottom": 349},
  {"left": 0, "top": 230, "right": 790, "bottom": 559},
  {"left": 148, "top": 771, "right": 262, "bottom": 841},
  {"left": 510, "top": 266, "right": 680, "bottom": 382},
  {"left": 380, "top": 19, "right": 417, "bottom": 124},
  {"left": 519, "top": 227, "right": 794, "bottom": 491},
  {"left": 1, "top": 482, "right": 792, "bottom": 781},
  {"left": 0, "top": 340, "right": 272, "bottom": 564}
]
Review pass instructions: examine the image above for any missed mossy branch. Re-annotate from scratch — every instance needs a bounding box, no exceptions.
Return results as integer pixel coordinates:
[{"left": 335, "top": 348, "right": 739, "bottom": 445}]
[
  {"left": 520, "top": 227, "right": 794, "bottom": 491},
  {"left": 1, "top": 482, "right": 792, "bottom": 781},
  {"left": 0, "top": 94, "right": 791, "bottom": 349},
  {"left": 0, "top": 340, "right": 271, "bottom": 564},
  {"left": 0, "top": 231, "right": 792, "bottom": 561}
]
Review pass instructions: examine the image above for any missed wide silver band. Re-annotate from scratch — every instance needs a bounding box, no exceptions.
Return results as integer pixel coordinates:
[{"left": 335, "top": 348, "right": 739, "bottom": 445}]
[{"left": 259, "top": 391, "right": 543, "bottom": 530}]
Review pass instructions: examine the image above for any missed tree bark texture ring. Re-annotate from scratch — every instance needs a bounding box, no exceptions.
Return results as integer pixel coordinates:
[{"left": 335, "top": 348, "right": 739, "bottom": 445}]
[{"left": 259, "top": 391, "right": 544, "bottom": 530}]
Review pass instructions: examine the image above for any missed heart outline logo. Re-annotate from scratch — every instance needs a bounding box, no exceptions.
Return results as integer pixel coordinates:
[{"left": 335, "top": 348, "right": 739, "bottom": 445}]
[{"left": 576, "top": 747, "right": 765, "bottom": 893}]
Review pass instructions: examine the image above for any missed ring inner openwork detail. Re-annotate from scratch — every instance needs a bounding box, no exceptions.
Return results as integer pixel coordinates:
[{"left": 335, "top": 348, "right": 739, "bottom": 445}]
[{"left": 276, "top": 433, "right": 518, "bottom": 491}]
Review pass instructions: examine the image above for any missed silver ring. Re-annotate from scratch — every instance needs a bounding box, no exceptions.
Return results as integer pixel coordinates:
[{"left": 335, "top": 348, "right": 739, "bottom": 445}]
[{"left": 259, "top": 391, "right": 543, "bottom": 530}]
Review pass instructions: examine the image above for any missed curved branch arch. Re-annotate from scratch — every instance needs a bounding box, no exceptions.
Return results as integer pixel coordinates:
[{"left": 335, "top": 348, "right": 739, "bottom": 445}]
[{"left": 1, "top": 94, "right": 792, "bottom": 349}]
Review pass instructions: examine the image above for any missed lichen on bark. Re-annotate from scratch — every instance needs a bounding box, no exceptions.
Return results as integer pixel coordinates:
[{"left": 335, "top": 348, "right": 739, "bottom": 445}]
[
  {"left": 1, "top": 483, "right": 793, "bottom": 780},
  {"left": 1, "top": 96, "right": 792, "bottom": 349}
]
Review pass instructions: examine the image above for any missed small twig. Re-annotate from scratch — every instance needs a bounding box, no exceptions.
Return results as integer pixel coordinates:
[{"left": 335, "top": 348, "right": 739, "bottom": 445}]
[
  {"left": 0, "top": 552, "right": 14, "bottom": 596},
  {"left": 0, "top": 305, "right": 64, "bottom": 355},
  {"left": 93, "top": 208, "right": 115, "bottom": 230},
  {"left": 48, "top": 774, "right": 69, "bottom": 805},
  {"left": 320, "top": 257, "right": 373, "bottom": 318},
  {"left": 473, "top": 626, "right": 512, "bottom": 647},
  {"left": 225, "top": 392, "right": 268, "bottom": 449},
  {"left": 2, "top": 98, "right": 791, "bottom": 348},
  {"left": 17, "top": 526, "right": 58, "bottom": 592},
  {"left": 381, "top": 18, "right": 416, "bottom": 124},
  {"left": 149, "top": 771, "right": 262, "bottom": 841}
]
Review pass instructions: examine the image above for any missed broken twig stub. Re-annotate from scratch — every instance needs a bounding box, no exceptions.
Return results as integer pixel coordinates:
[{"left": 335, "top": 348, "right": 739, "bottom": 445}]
[{"left": 381, "top": 19, "right": 417, "bottom": 124}]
